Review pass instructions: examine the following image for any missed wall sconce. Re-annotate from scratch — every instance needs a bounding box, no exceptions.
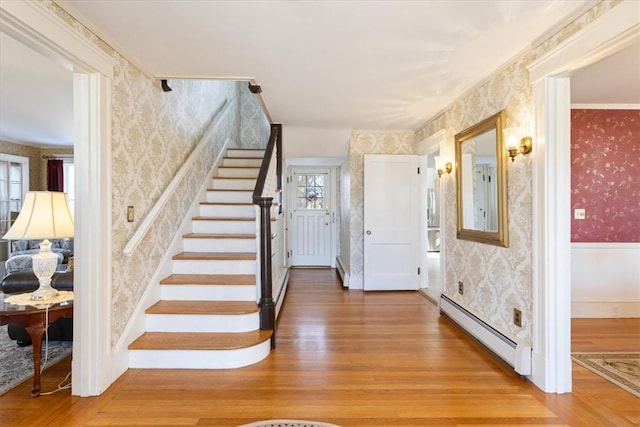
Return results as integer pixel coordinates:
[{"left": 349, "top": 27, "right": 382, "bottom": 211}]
[
  {"left": 504, "top": 127, "right": 533, "bottom": 162},
  {"left": 435, "top": 156, "right": 452, "bottom": 178}
]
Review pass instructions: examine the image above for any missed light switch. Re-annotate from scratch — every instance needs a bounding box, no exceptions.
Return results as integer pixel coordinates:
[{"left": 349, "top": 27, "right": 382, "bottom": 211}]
[{"left": 574, "top": 208, "right": 586, "bottom": 220}]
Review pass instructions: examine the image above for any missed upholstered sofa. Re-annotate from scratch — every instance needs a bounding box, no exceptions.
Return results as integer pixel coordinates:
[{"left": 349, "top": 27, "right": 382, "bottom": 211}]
[
  {"left": 1, "top": 271, "right": 74, "bottom": 344},
  {"left": 5, "top": 238, "right": 73, "bottom": 274}
]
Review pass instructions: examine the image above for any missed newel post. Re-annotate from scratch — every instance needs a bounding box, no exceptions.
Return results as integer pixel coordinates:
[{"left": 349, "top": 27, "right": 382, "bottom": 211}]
[{"left": 257, "top": 197, "right": 275, "bottom": 347}]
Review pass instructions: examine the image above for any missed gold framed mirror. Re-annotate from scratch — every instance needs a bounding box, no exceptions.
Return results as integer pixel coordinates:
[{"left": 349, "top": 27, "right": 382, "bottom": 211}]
[{"left": 455, "top": 110, "right": 509, "bottom": 247}]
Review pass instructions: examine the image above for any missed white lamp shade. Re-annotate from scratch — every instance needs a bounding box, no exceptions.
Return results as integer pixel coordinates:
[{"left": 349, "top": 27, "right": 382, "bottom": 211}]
[{"left": 2, "top": 191, "right": 74, "bottom": 240}]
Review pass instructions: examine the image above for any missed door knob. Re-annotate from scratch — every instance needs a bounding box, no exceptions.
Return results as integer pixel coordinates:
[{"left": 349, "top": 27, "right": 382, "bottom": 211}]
[{"left": 366, "top": 230, "right": 372, "bottom": 235}]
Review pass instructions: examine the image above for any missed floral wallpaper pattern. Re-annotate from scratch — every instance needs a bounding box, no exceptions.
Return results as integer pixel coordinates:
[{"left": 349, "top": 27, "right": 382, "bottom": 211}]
[
  {"left": 571, "top": 109, "right": 640, "bottom": 242},
  {"left": 348, "top": 132, "right": 414, "bottom": 279},
  {"left": 413, "top": 0, "right": 622, "bottom": 345}
]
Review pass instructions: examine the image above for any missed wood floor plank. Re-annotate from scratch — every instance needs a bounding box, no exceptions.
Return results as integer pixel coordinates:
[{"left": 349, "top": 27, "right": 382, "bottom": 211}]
[{"left": 1, "top": 268, "right": 638, "bottom": 427}]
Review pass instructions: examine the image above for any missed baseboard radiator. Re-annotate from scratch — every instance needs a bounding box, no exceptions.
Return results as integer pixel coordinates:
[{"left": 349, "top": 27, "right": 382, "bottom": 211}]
[
  {"left": 440, "top": 295, "right": 532, "bottom": 376},
  {"left": 336, "top": 256, "right": 349, "bottom": 288}
]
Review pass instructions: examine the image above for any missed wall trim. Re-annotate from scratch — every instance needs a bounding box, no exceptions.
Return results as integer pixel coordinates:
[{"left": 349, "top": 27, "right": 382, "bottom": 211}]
[
  {"left": 571, "top": 242, "right": 640, "bottom": 249},
  {"left": 349, "top": 274, "right": 363, "bottom": 290},
  {"left": 571, "top": 103, "right": 640, "bottom": 110},
  {"left": 572, "top": 299, "right": 640, "bottom": 318}
]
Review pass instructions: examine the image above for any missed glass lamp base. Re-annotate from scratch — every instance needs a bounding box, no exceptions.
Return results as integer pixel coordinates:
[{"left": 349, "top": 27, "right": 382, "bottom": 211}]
[{"left": 30, "top": 285, "right": 59, "bottom": 301}]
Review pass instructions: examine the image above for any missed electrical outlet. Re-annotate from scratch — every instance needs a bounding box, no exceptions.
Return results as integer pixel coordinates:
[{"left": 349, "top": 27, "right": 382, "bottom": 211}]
[
  {"left": 574, "top": 208, "right": 586, "bottom": 220},
  {"left": 513, "top": 308, "right": 522, "bottom": 327},
  {"left": 127, "top": 206, "right": 135, "bottom": 222},
  {"left": 458, "top": 281, "right": 464, "bottom": 295}
]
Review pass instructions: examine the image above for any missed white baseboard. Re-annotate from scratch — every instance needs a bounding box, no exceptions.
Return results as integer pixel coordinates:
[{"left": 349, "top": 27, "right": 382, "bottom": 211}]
[
  {"left": 571, "top": 299, "right": 640, "bottom": 318},
  {"left": 349, "top": 274, "right": 363, "bottom": 290}
]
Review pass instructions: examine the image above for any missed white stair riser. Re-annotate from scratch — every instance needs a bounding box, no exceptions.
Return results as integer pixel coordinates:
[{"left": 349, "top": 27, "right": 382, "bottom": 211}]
[
  {"left": 206, "top": 190, "right": 252, "bottom": 203},
  {"left": 160, "top": 284, "right": 256, "bottom": 301},
  {"left": 146, "top": 313, "right": 259, "bottom": 333},
  {"left": 184, "top": 237, "right": 255, "bottom": 253},
  {"left": 217, "top": 168, "right": 260, "bottom": 178},
  {"left": 221, "top": 158, "right": 262, "bottom": 167},
  {"left": 211, "top": 179, "right": 255, "bottom": 190},
  {"left": 199, "top": 204, "right": 254, "bottom": 218},
  {"left": 129, "top": 341, "right": 271, "bottom": 369},
  {"left": 173, "top": 259, "right": 255, "bottom": 275},
  {"left": 192, "top": 220, "right": 255, "bottom": 234},
  {"left": 226, "top": 149, "right": 265, "bottom": 158}
]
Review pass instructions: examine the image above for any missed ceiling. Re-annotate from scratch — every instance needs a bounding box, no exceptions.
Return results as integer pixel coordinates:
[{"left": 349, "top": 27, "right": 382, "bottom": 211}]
[{"left": 0, "top": 0, "right": 638, "bottom": 151}]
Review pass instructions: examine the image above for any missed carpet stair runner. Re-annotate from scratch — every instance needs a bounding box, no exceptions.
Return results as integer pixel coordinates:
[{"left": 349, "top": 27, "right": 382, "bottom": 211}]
[{"left": 129, "top": 148, "right": 274, "bottom": 369}]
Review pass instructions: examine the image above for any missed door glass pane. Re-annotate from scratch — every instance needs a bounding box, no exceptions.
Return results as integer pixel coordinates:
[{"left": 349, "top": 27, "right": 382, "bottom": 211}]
[{"left": 296, "top": 174, "right": 325, "bottom": 210}]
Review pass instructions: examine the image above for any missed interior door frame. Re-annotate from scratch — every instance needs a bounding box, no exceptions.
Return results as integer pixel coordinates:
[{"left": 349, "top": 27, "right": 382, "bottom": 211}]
[
  {"left": 0, "top": 1, "right": 114, "bottom": 396},
  {"left": 415, "top": 130, "right": 446, "bottom": 297},
  {"left": 528, "top": 2, "right": 639, "bottom": 393},
  {"left": 286, "top": 163, "right": 337, "bottom": 268}
]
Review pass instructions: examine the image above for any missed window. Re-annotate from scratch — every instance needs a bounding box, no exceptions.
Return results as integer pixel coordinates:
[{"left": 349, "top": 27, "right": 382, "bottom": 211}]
[
  {"left": 0, "top": 154, "right": 29, "bottom": 236},
  {"left": 296, "top": 174, "right": 325, "bottom": 209},
  {"left": 63, "top": 161, "right": 75, "bottom": 217}
]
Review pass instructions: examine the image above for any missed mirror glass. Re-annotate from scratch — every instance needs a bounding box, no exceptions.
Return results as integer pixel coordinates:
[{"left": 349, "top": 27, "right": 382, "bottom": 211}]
[{"left": 455, "top": 111, "right": 508, "bottom": 247}]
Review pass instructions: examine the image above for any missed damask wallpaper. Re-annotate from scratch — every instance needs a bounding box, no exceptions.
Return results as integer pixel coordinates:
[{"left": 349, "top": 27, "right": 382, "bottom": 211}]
[
  {"left": 240, "top": 85, "right": 271, "bottom": 148},
  {"left": 348, "top": 131, "right": 414, "bottom": 283},
  {"left": 413, "top": 0, "right": 621, "bottom": 345},
  {"left": 571, "top": 109, "right": 640, "bottom": 242}
]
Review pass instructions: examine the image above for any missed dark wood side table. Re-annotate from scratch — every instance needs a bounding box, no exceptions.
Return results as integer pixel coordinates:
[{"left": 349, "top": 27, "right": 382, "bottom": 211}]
[{"left": 0, "top": 294, "right": 73, "bottom": 397}]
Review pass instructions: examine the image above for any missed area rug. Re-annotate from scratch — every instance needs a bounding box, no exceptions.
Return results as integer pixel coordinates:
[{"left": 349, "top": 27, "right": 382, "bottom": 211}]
[
  {"left": 572, "top": 352, "right": 640, "bottom": 397},
  {"left": 0, "top": 324, "right": 72, "bottom": 395},
  {"left": 238, "top": 421, "right": 341, "bottom": 427}
]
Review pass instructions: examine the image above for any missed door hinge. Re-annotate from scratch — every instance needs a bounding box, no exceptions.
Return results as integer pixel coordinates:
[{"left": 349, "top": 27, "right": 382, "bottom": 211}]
[
  {"left": 418, "top": 267, "right": 421, "bottom": 275},
  {"left": 417, "top": 167, "right": 420, "bottom": 174}
]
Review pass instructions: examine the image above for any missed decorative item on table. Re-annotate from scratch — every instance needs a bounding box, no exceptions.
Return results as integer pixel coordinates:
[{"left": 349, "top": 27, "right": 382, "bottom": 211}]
[{"left": 2, "top": 192, "right": 74, "bottom": 301}]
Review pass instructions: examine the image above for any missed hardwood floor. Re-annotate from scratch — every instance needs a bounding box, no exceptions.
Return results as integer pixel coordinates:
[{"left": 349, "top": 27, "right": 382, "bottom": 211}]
[{"left": 1, "top": 268, "right": 638, "bottom": 426}]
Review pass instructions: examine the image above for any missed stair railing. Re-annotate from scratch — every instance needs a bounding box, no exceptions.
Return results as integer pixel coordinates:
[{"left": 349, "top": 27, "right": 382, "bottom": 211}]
[{"left": 252, "top": 123, "right": 282, "bottom": 348}]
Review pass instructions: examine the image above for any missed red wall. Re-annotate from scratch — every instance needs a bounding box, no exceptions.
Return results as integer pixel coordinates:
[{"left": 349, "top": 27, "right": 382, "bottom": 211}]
[{"left": 571, "top": 109, "right": 640, "bottom": 242}]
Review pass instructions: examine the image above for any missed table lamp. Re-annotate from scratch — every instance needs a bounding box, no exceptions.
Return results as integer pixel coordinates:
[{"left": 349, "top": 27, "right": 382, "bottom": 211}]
[{"left": 2, "top": 191, "right": 74, "bottom": 300}]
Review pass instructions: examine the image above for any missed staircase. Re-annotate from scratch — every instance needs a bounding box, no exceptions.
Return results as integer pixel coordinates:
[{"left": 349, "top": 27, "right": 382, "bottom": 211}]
[{"left": 129, "top": 148, "right": 273, "bottom": 369}]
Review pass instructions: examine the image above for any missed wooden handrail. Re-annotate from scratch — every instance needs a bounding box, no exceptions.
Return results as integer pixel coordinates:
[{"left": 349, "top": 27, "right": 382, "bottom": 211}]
[{"left": 253, "top": 123, "right": 282, "bottom": 348}]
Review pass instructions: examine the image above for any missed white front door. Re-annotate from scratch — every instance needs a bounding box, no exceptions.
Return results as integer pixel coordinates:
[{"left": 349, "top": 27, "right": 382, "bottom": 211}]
[
  {"left": 364, "top": 154, "right": 420, "bottom": 291},
  {"left": 289, "top": 168, "right": 332, "bottom": 266}
]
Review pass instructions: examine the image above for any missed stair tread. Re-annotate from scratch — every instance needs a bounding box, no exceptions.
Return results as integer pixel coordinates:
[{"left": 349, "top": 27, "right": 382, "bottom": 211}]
[
  {"left": 213, "top": 176, "right": 257, "bottom": 180},
  {"left": 183, "top": 233, "right": 255, "bottom": 239},
  {"left": 129, "top": 330, "right": 272, "bottom": 351},
  {"left": 219, "top": 166, "right": 260, "bottom": 169},
  {"left": 191, "top": 216, "right": 275, "bottom": 223},
  {"left": 147, "top": 300, "right": 259, "bottom": 315},
  {"left": 200, "top": 202, "right": 253, "bottom": 206},
  {"left": 160, "top": 274, "right": 256, "bottom": 285},
  {"left": 192, "top": 216, "right": 255, "bottom": 221},
  {"left": 206, "top": 189, "right": 252, "bottom": 192},
  {"left": 173, "top": 252, "right": 257, "bottom": 260}
]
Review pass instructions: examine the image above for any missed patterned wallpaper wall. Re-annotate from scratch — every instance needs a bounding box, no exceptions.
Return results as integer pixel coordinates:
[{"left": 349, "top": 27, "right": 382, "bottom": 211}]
[
  {"left": 571, "top": 109, "right": 640, "bottom": 242},
  {"left": 240, "top": 85, "right": 271, "bottom": 148},
  {"left": 46, "top": 0, "right": 242, "bottom": 345},
  {"left": 413, "top": 1, "right": 620, "bottom": 345},
  {"left": 348, "top": 132, "right": 414, "bottom": 280}
]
